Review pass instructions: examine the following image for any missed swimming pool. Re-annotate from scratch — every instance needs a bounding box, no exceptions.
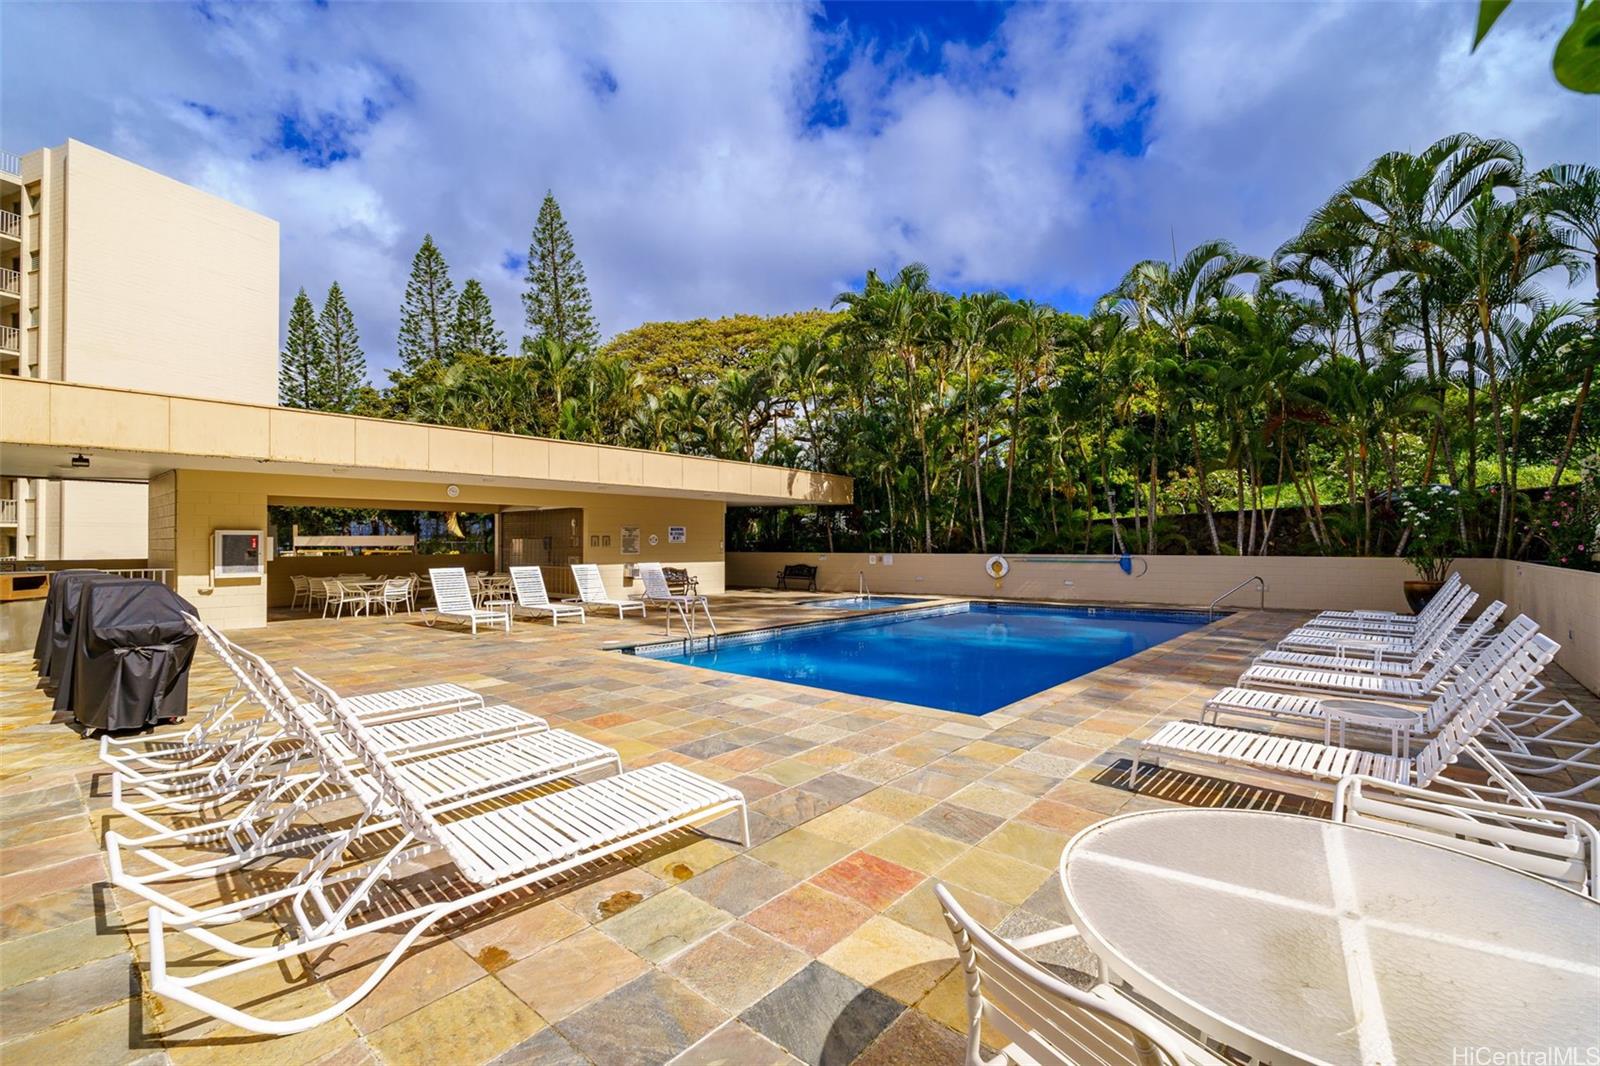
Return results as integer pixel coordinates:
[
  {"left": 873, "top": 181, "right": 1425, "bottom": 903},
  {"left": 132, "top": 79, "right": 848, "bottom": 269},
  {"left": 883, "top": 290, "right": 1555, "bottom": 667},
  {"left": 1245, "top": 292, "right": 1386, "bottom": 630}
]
[
  {"left": 630, "top": 602, "right": 1214, "bottom": 715},
  {"left": 802, "top": 595, "right": 926, "bottom": 610}
]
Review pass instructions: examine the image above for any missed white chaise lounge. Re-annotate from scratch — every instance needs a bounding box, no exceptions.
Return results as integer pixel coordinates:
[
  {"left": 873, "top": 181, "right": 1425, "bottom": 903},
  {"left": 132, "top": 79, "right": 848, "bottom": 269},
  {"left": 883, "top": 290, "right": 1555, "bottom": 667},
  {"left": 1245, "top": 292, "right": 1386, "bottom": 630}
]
[
  {"left": 507, "top": 566, "right": 586, "bottom": 626},
  {"left": 143, "top": 672, "right": 747, "bottom": 1035},
  {"left": 1132, "top": 628, "right": 1559, "bottom": 797},
  {"left": 570, "top": 563, "right": 646, "bottom": 619},
  {"left": 636, "top": 561, "right": 716, "bottom": 635},
  {"left": 421, "top": 567, "right": 511, "bottom": 634}
]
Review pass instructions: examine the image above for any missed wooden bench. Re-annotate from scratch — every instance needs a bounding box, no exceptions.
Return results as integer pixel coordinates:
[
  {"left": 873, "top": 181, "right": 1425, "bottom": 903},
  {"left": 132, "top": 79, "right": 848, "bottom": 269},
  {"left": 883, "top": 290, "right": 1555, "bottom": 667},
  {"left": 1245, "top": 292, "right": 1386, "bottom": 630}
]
[{"left": 775, "top": 564, "right": 818, "bottom": 591}]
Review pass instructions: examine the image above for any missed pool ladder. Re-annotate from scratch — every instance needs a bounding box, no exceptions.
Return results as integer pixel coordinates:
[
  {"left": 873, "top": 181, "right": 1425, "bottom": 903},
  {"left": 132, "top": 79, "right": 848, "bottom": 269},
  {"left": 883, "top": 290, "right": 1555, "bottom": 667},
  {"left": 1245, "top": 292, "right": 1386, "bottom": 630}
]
[
  {"left": 858, "top": 570, "right": 871, "bottom": 600},
  {"left": 1208, "top": 576, "right": 1266, "bottom": 618}
]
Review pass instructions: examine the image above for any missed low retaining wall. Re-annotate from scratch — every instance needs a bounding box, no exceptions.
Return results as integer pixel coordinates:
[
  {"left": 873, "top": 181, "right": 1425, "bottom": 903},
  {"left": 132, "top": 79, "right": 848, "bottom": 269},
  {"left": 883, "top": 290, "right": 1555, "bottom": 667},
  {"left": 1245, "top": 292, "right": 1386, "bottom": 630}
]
[
  {"left": 266, "top": 554, "right": 494, "bottom": 607},
  {"left": 728, "top": 552, "right": 1596, "bottom": 695}
]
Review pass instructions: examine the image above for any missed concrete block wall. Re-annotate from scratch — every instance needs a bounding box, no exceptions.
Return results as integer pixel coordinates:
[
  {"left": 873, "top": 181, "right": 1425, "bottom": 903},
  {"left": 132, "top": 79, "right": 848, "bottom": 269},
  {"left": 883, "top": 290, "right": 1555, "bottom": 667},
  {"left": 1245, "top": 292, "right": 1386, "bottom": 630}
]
[{"left": 160, "top": 470, "right": 269, "bottom": 629}]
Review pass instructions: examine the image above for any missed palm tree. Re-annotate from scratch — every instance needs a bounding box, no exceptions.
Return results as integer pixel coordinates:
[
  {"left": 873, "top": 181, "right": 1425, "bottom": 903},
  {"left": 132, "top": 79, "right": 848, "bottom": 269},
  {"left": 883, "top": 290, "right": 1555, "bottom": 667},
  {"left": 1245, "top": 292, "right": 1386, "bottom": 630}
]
[
  {"left": 834, "top": 264, "right": 939, "bottom": 552},
  {"left": 1111, "top": 240, "right": 1262, "bottom": 554},
  {"left": 1528, "top": 164, "right": 1599, "bottom": 504},
  {"left": 1429, "top": 188, "right": 1579, "bottom": 553},
  {"left": 1331, "top": 133, "right": 1523, "bottom": 505},
  {"left": 1494, "top": 302, "right": 1587, "bottom": 554}
]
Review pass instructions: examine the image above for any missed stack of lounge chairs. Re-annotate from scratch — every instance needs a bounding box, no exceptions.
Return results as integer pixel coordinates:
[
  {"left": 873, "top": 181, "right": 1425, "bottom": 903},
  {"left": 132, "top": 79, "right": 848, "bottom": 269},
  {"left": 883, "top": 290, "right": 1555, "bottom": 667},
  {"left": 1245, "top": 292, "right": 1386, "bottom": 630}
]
[
  {"left": 101, "top": 616, "right": 747, "bottom": 1035},
  {"left": 1131, "top": 575, "right": 1599, "bottom": 817}
]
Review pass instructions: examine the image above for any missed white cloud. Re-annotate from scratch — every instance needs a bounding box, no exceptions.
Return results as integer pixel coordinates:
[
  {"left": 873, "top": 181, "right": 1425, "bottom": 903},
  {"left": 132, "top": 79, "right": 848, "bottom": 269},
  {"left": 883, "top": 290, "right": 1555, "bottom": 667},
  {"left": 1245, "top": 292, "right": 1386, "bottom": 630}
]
[{"left": 2, "top": 0, "right": 1593, "bottom": 375}]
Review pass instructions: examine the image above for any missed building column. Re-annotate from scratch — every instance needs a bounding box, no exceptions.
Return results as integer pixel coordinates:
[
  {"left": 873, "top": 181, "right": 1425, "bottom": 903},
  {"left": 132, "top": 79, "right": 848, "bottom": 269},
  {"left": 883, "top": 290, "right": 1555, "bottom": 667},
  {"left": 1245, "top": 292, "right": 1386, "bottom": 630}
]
[{"left": 150, "top": 469, "right": 269, "bottom": 629}]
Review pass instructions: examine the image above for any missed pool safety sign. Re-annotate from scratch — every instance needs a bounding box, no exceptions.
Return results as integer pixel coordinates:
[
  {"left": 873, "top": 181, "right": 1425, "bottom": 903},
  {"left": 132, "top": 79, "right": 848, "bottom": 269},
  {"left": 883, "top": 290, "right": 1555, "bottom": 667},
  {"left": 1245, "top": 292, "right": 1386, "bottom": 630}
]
[{"left": 668, "top": 526, "right": 687, "bottom": 544}]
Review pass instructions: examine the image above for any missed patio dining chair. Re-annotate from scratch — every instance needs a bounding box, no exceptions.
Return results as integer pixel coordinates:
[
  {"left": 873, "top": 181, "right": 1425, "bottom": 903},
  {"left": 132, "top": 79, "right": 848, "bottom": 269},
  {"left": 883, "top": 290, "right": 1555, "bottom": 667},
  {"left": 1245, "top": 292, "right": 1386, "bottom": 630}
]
[
  {"left": 637, "top": 561, "right": 716, "bottom": 636},
  {"left": 289, "top": 574, "right": 311, "bottom": 612},
  {"left": 933, "top": 883, "right": 1225, "bottom": 1066},
  {"left": 142, "top": 666, "right": 748, "bottom": 1035},
  {"left": 323, "top": 580, "right": 371, "bottom": 619},
  {"left": 306, "top": 577, "right": 332, "bottom": 615},
  {"left": 377, "top": 578, "right": 413, "bottom": 616},
  {"left": 420, "top": 568, "right": 511, "bottom": 635},
  {"left": 507, "top": 566, "right": 585, "bottom": 626},
  {"left": 570, "top": 563, "right": 646, "bottom": 619}
]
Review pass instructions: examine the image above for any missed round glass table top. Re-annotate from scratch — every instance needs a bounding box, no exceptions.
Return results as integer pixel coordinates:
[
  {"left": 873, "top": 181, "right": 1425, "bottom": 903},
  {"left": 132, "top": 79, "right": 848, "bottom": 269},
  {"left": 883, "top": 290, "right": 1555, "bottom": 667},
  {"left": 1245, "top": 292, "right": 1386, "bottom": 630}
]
[{"left": 1059, "top": 808, "right": 1600, "bottom": 1066}]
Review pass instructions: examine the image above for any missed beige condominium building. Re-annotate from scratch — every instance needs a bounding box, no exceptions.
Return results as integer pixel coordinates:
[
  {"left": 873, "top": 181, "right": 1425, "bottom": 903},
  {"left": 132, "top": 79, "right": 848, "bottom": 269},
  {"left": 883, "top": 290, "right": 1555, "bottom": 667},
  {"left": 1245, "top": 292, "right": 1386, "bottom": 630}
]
[
  {"left": 0, "top": 141, "right": 850, "bottom": 631},
  {"left": 0, "top": 141, "right": 279, "bottom": 562}
]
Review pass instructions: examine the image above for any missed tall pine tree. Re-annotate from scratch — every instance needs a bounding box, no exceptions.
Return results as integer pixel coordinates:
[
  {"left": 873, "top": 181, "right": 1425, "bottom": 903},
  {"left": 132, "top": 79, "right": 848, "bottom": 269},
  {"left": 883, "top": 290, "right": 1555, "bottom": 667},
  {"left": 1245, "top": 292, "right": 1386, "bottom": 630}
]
[
  {"left": 397, "top": 235, "right": 457, "bottom": 372},
  {"left": 318, "top": 281, "right": 367, "bottom": 412},
  {"left": 522, "top": 192, "right": 599, "bottom": 350},
  {"left": 279, "top": 287, "right": 326, "bottom": 408},
  {"left": 451, "top": 278, "right": 507, "bottom": 358}
]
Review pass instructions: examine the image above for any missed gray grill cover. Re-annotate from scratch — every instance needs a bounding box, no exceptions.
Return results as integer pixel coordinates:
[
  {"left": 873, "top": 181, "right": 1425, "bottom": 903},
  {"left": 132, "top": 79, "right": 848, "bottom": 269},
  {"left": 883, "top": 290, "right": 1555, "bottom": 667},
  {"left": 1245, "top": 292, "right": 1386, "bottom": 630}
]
[
  {"left": 56, "top": 579, "right": 199, "bottom": 732},
  {"left": 35, "top": 570, "right": 123, "bottom": 681}
]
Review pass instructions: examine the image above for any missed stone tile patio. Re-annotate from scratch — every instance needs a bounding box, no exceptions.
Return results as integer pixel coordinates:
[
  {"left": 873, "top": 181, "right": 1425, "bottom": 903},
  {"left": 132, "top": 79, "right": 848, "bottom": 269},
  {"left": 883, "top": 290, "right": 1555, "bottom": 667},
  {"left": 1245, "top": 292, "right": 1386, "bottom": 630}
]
[{"left": 2, "top": 590, "right": 1595, "bottom": 1065}]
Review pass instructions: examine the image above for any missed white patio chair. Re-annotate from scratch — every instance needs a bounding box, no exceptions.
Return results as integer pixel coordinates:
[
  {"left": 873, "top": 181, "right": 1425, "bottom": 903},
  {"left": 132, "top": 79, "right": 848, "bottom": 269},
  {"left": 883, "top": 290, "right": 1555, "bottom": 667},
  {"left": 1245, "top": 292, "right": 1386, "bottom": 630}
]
[
  {"left": 1236, "top": 601, "right": 1505, "bottom": 699},
  {"left": 106, "top": 654, "right": 622, "bottom": 918},
  {"left": 323, "top": 580, "right": 370, "bottom": 619},
  {"left": 933, "top": 883, "right": 1225, "bottom": 1066},
  {"left": 507, "top": 566, "right": 585, "bottom": 626},
  {"left": 570, "top": 563, "right": 646, "bottom": 619},
  {"left": 306, "top": 577, "right": 332, "bottom": 615},
  {"left": 1133, "top": 627, "right": 1560, "bottom": 799},
  {"left": 1332, "top": 775, "right": 1599, "bottom": 899},
  {"left": 636, "top": 561, "right": 716, "bottom": 636},
  {"left": 289, "top": 574, "right": 310, "bottom": 612},
  {"left": 420, "top": 567, "right": 510, "bottom": 634},
  {"left": 376, "top": 578, "right": 412, "bottom": 616},
  {"left": 143, "top": 673, "right": 748, "bottom": 1035}
]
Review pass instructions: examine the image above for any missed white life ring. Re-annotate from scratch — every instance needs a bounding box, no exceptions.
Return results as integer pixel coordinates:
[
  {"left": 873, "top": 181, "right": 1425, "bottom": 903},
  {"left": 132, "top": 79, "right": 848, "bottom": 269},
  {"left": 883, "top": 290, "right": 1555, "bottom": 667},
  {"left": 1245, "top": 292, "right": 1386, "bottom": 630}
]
[{"left": 985, "top": 555, "right": 1010, "bottom": 580}]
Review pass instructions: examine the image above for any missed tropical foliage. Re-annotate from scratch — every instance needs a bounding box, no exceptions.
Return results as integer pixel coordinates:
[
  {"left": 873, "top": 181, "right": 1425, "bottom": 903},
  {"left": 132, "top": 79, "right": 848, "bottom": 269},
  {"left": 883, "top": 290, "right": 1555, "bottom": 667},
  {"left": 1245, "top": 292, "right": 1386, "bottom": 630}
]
[
  {"left": 599, "top": 310, "right": 843, "bottom": 389},
  {"left": 291, "top": 135, "right": 1599, "bottom": 568}
]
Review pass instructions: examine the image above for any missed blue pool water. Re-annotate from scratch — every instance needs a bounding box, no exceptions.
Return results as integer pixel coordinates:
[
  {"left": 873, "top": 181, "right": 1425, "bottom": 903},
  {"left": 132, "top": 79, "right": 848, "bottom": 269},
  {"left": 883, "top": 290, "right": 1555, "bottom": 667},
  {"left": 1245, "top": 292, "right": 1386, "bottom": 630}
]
[
  {"left": 635, "top": 603, "right": 1212, "bottom": 715},
  {"left": 803, "top": 596, "right": 926, "bottom": 610}
]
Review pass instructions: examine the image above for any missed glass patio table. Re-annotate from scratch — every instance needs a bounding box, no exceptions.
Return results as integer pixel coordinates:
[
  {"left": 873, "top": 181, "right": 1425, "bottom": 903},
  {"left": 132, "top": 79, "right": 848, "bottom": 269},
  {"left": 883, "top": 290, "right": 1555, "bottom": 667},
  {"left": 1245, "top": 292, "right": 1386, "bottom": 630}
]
[{"left": 1058, "top": 808, "right": 1600, "bottom": 1065}]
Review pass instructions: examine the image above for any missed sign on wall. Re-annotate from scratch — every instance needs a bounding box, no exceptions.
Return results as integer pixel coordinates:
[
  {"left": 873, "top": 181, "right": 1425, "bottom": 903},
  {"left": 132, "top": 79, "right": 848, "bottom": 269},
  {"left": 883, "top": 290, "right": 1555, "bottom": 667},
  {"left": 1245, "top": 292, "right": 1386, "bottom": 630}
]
[
  {"left": 668, "top": 526, "right": 686, "bottom": 544},
  {"left": 620, "top": 526, "right": 640, "bottom": 555}
]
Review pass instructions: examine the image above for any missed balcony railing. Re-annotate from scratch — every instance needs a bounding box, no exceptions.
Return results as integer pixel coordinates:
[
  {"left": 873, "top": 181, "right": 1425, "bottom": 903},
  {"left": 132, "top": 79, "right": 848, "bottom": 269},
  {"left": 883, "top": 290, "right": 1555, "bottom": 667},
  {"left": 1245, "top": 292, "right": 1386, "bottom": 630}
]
[
  {"left": 0, "top": 499, "right": 16, "bottom": 525},
  {"left": 0, "top": 325, "right": 17, "bottom": 354},
  {"left": 0, "top": 152, "right": 19, "bottom": 178},
  {"left": 0, "top": 210, "right": 17, "bottom": 239},
  {"left": 0, "top": 268, "right": 17, "bottom": 295}
]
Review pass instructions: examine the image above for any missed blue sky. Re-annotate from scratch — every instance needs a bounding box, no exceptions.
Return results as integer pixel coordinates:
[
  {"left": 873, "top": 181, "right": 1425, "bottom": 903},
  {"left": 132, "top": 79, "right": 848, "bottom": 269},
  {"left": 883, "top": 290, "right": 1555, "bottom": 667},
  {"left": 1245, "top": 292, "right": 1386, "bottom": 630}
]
[{"left": 2, "top": 1, "right": 1593, "bottom": 375}]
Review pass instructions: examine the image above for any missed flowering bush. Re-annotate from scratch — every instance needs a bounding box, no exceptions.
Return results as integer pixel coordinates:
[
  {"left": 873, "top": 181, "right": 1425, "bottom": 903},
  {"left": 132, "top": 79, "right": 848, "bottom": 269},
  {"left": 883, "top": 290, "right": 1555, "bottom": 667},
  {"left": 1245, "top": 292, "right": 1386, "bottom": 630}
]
[
  {"left": 1526, "top": 452, "right": 1600, "bottom": 571},
  {"left": 1397, "top": 484, "right": 1461, "bottom": 582}
]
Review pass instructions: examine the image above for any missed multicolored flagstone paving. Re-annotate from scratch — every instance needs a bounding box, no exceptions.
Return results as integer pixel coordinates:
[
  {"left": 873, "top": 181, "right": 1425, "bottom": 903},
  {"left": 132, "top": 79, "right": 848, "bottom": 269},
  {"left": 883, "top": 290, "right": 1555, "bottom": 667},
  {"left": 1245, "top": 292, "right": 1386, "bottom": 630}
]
[{"left": 1, "top": 592, "right": 1595, "bottom": 1065}]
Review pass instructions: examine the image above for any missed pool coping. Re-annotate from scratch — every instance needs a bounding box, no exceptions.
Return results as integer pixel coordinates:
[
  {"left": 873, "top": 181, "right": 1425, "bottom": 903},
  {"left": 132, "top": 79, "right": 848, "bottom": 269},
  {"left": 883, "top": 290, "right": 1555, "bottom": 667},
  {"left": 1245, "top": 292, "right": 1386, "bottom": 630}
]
[{"left": 616, "top": 597, "right": 1244, "bottom": 721}]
